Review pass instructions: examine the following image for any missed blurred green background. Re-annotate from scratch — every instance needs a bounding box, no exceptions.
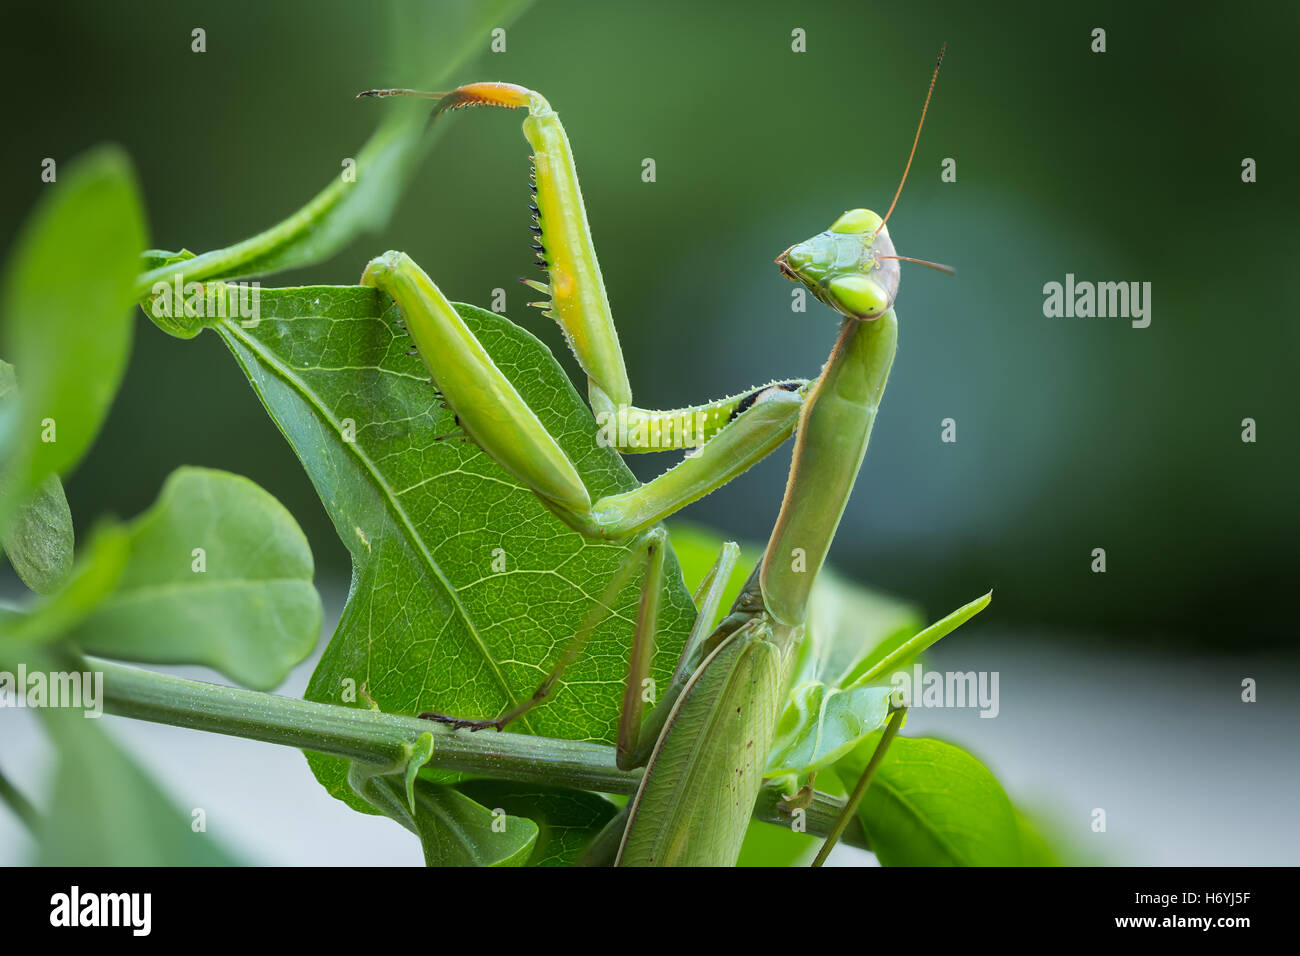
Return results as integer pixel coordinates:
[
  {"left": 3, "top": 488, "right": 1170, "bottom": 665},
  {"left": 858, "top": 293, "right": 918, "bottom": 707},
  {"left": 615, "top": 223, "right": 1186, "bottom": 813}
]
[{"left": 2, "top": 0, "right": 1296, "bottom": 650}]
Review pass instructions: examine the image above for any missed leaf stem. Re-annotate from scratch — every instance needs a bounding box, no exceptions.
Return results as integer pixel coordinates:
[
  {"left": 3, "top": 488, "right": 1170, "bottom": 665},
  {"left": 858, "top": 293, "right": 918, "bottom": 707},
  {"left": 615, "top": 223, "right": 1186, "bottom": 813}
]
[
  {"left": 91, "top": 656, "right": 870, "bottom": 849},
  {"left": 92, "top": 656, "right": 635, "bottom": 794},
  {"left": 811, "top": 706, "right": 905, "bottom": 866}
]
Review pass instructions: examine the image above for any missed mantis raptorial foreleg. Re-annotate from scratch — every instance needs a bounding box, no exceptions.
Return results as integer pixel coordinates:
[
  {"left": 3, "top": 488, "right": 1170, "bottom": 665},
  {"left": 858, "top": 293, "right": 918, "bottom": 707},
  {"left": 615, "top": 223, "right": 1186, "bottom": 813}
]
[
  {"left": 361, "top": 252, "right": 804, "bottom": 542},
  {"left": 359, "top": 83, "right": 810, "bottom": 451}
]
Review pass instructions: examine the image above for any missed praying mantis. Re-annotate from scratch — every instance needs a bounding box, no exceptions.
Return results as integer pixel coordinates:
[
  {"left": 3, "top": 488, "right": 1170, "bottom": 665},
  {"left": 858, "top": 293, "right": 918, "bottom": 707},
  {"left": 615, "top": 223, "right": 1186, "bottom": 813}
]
[{"left": 357, "top": 45, "right": 967, "bottom": 866}]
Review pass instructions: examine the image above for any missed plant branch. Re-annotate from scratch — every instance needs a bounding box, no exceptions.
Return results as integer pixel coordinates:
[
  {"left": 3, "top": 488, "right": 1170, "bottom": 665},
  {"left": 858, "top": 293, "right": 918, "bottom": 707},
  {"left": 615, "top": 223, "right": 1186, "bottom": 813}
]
[
  {"left": 91, "top": 656, "right": 870, "bottom": 851},
  {"left": 92, "top": 656, "right": 635, "bottom": 794}
]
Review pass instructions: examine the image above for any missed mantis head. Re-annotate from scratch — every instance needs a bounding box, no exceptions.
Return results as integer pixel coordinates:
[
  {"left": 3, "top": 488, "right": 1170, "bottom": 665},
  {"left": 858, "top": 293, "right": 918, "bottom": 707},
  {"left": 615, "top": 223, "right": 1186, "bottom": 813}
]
[
  {"left": 777, "top": 44, "right": 952, "bottom": 322},
  {"left": 776, "top": 209, "right": 901, "bottom": 320}
]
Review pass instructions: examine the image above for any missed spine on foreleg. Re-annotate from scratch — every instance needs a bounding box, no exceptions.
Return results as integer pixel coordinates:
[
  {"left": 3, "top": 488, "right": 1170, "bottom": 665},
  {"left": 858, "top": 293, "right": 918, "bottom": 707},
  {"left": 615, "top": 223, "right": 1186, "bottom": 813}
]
[{"left": 616, "top": 617, "right": 796, "bottom": 866}]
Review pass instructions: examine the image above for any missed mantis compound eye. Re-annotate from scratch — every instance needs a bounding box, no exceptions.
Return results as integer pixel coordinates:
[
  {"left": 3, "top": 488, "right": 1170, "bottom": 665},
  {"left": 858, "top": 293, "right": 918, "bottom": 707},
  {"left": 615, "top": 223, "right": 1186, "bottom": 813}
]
[
  {"left": 829, "top": 208, "right": 884, "bottom": 235},
  {"left": 826, "top": 274, "right": 892, "bottom": 320}
]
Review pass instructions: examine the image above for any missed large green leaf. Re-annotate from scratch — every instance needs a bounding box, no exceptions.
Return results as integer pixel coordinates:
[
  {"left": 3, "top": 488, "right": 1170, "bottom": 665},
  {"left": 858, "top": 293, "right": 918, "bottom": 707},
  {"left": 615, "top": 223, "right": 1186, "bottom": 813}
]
[
  {"left": 67, "top": 467, "right": 323, "bottom": 691},
  {"left": 204, "top": 287, "right": 697, "bottom": 810},
  {"left": 838, "top": 734, "right": 1022, "bottom": 866},
  {"left": 0, "top": 146, "right": 146, "bottom": 527}
]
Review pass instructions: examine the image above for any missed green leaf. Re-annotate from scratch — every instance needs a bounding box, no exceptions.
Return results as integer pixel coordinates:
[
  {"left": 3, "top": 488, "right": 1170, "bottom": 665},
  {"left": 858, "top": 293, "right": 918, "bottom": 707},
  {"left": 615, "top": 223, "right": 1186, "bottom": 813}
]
[
  {"left": 132, "top": 0, "right": 535, "bottom": 302},
  {"left": 136, "top": 249, "right": 202, "bottom": 338},
  {"left": 838, "top": 734, "right": 1022, "bottom": 866},
  {"left": 0, "top": 146, "right": 146, "bottom": 527},
  {"left": 853, "top": 590, "right": 993, "bottom": 686},
  {"left": 203, "top": 288, "right": 696, "bottom": 811},
  {"left": 455, "top": 780, "right": 619, "bottom": 867},
  {"left": 797, "top": 562, "right": 923, "bottom": 692},
  {"left": 37, "top": 708, "right": 241, "bottom": 866},
  {"left": 67, "top": 467, "right": 322, "bottom": 691},
  {"left": 768, "top": 560, "right": 920, "bottom": 779},
  {"left": 769, "top": 591, "right": 990, "bottom": 777},
  {"left": 1, "top": 473, "right": 74, "bottom": 594},
  {"left": 737, "top": 816, "right": 819, "bottom": 867},
  {"left": 0, "top": 362, "right": 76, "bottom": 593},
  {"left": 1015, "top": 808, "right": 1061, "bottom": 866},
  {"left": 767, "top": 680, "right": 894, "bottom": 776},
  {"left": 0, "top": 522, "right": 131, "bottom": 646},
  {"left": 352, "top": 764, "right": 537, "bottom": 867}
]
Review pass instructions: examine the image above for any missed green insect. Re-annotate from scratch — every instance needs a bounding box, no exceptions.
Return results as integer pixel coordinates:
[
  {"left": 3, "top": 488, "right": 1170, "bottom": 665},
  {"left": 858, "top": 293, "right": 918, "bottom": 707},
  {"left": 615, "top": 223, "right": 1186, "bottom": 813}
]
[{"left": 358, "top": 45, "right": 959, "bottom": 866}]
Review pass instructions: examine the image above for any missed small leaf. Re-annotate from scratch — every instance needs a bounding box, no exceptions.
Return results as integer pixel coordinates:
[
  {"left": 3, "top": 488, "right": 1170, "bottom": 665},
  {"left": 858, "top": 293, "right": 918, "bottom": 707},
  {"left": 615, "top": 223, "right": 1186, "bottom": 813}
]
[
  {"left": 853, "top": 590, "right": 992, "bottom": 685},
  {"left": 68, "top": 467, "right": 322, "bottom": 690},
  {"left": 136, "top": 250, "right": 202, "bottom": 339},
  {"left": 769, "top": 593, "right": 991, "bottom": 776},
  {"left": 38, "top": 708, "right": 241, "bottom": 866},
  {"left": 799, "top": 563, "right": 923, "bottom": 692},
  {"left": 455, "top": 780, "right": 619, "bottom": 867},
  {"left": 351, "top": 763, "right": 537, "bottom": 867},
  {"left": 767, "top": 681, "right": 894, "bottom": 776},
  {"left": 0, "top": 363, "right": 75, "bottom": 593},
  {"left": 0, "top": 146, "right": 146, "bottom": 527},
  {"left": 838, "top": 734, "right": 1022, "bottom": 866},
  {"left": 0, "top": 522, "right": 130, "bottom": 646},
  {"left": 1, "top": 474, "right": 74, "bottom": 594},
  {"left": 766, "top": 559, "right": 919, "bottom": 778}
]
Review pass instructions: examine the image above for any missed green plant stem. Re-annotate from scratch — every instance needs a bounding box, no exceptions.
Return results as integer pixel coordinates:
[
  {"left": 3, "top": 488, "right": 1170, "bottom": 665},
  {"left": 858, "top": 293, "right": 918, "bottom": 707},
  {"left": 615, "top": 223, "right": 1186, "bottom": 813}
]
[
  {"left": 91, "top": 656, "right": 869, "bottom": 849},
  {"left": 812, "top": 706, "right": 905, "bottom": 866},
  {"left": 752, "top": 784, "right": 870, "bottom": 852},
  {"left": 93, "top": 656, "right": 633, "bottom": 793}
]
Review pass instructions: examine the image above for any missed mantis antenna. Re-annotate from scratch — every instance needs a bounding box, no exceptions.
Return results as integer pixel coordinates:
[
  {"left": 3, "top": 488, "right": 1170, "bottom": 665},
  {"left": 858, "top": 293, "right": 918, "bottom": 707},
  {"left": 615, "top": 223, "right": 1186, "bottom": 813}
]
[
  {"left": 875, "top": 254, "right": 956, "bottom": 275},
  {"left": 872, "top": 43, "right": 947, "bottom": 242}
]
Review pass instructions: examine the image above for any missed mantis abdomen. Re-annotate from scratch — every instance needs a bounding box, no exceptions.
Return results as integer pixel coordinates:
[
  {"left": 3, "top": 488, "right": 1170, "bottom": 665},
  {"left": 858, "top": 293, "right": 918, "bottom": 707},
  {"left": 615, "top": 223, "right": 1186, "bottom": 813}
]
[{"left": 617, "top": 615, "right": 797, "bottom": 866}]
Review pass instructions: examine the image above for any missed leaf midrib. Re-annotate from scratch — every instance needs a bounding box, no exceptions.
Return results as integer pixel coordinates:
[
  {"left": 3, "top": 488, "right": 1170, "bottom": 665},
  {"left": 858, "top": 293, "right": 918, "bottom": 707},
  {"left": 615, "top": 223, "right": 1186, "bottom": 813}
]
[{"left": 216, "top": 316, "right": 528, "bottom": 730}]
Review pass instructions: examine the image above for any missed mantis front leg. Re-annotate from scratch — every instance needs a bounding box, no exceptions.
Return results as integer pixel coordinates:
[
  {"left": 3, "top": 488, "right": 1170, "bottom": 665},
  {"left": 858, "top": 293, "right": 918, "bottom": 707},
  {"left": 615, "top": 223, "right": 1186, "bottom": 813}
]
[
  {"left": 360, "top": 82, "right": 809, "bottom": 451},
  {"left": 362, "top": 252, "right": 804, "bottom": 541}
]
